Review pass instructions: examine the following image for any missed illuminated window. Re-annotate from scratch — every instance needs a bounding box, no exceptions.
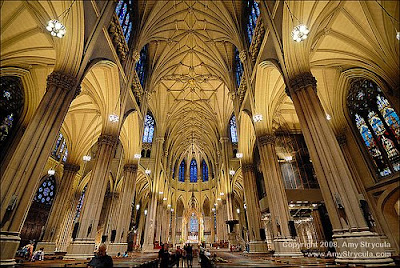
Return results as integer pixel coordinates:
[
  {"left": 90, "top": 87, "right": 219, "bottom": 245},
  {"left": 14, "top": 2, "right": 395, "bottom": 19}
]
[
  {"left": 52, "top": 133, "right": 68, "bottom": 163},
  {"left": 347, "top": 79, "right": 400, "bottom": 178},
  {"left": 135, "top": 45, "right": 148, "bottom": 88},
  {"left": 202, "top": 160, "right": 208, "bottom": 182},
  {"left": 142, "top": 114, "right": 155, "bottom": 143},
  {"left": 74, "top": 185, "right": 87, "bottom": 222},
  {"left": 179, "top": 160, "right": 185, "bottom": 182},
  {"left": 115, "top": 0, "right": 134, "bottom": 43},
  {"left": 234, "top": 47, "right": 243, "bottom": 88},
  {"left": 230, "top": 115, "right": 238, "bottom": 143},
  {"left": 34, "top": 176, "right": 56, "bottom": 206},
  {"left": 246, "top": 0, "right": 260, "bottom": 44},
  {"left": 190, "top": 159, "right": 197, "bottom": 183}
]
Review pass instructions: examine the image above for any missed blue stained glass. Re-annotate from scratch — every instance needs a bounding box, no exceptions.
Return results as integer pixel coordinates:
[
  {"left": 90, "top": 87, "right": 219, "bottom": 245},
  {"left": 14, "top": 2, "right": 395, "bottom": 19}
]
[
  {"left": 234, "top": 47, "right": 243, "bottom": 87},
  {"left": 190, "top": 159, "right": 197, "bottom": 182},
  {"left": 119, "top": 4, "right": 127, "bottom": 25},
  {"left": 142, "top": 114, "right": 155, "bottom": 143},
  {"left": 202, "top": 160, "right": 208, "bottom": 182},
  {"left": 136, "top": 45, "right": 148, "bottom": 88},
  {"left": 34, "top": 176, "right": 56, "bottom": 205},
  {"left": 230, "top": 115, "right": 238, "bottom": 143},
  {"left": 62, "top": 149, "right": 68, "bottom": 163},
  {"left": 190, "top": 216, "right": 198, "bottom": 232},
  {"left": 179, "top": 160, "right": 185, "bottom": 182},
  {"left": 368, "top": 111, "right": 386, "bottom": 136},
  {"left": 74, "top": 185, "right": 87, "bottom": 222},
  {"left": 125, "top": 22, "right": 132, "bottom": 42},
  {"left": 115, "top": 0, "right": 123, "bottom": 15},
  {"left": 246, "top": 0, "right": 260, "bottom": 44}
]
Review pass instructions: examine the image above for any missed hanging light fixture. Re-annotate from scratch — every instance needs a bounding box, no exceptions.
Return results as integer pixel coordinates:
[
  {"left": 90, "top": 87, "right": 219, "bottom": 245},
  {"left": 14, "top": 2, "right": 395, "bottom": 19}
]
[
  {"left": 236, "top": 152, "right": 243, "bottom": 159},
  {"left": 220, "top": 192, "right": 224, "bottom": 196},
  {"left": 163, "top": 197, "right": 167, "bottom": 201},
  {"left": 144, "top": 209, "right": 148, "bottom": 215},
  {"left": 83, "top": 155, "right": 91, "bottom": 162},
  {"left": 48, "top": 169, "right": 55, "bottom": 176},
  {"left": 236, "top": 208, "right": 240, "bottom": 214},
  {"left": 229, "top": 169, "right": 235, "bottom": 176},
  {"left": 252, "top": 114, "right": 263, "bottom": 122},
  {"left": 136, "top": 204, "right": 140, "bottom": 210},
  {"left": 217, "top": 197, "right": 221, "bottom": 201},
  {"left": 291, "top": 24, "right": 309, "bottom": 42},
  {"left": 108, "top": 114, "right": 119, "bottom": 123},
  {"left": 134, "top": 154, "right": 141, "bottom": 159},
  {"left": 145, "top": 169, "right": 151, "bottom": 175},
  {"left": 326, "top": 114, "right": 332, "bottom": 120},
  {"left": 159, "top": 191, "right": 163, "bottom": 195},
  {"left": 46, "top": 20, "right": 66, "bottom": 38},
  {"left": 396, "top": 31, "right": 400, "bottom": 40}
]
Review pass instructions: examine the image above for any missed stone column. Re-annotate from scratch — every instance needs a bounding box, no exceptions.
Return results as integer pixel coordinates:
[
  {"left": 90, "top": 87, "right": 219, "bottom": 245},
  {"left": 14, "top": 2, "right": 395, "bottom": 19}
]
[
  {"left": 37, "top": 163, "right": 80, "bottom": 252},
  {"left": 287, "top": 72, "right": 393, "bottom": 265},
  {"left": 108, "top": 163, "right": 138, "bottom": 255},
  {"left": 220, "top": 137, "right": 234, "bottom": 221},
  {"left": 65, "top": 134, "right": 118, "bottom": 259},
  {"left": 241, "top": 163, "right": 268, "bottom": 252},
  {"left": 257, "top": 134, "right": 302, "bottom": 256},
  {"left": 0, "top": 72, "right": 79, "bottom": 266},
  {"left": 171, "top": 210, "right": 176, "bottom": 245},
  {"left": 103, "top": 191, "right": 121, "bottom": 245}
]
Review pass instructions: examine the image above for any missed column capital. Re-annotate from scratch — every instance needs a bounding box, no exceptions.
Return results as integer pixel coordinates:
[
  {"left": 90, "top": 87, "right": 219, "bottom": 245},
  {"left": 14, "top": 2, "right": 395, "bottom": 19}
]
[
  {"left": 287, "top": 72, "right": 317, "bottom": 96},
  {"left": 124, "top": 163, "right": 138, "bottom": 173},
  {"left": 258, "top": 134, "right": 276, "bottom": 146},
  {"left": 132, "top": 49, "right": 140, "bottom": 62},
  {"left": 46, "top": 71, "right": 77, "bottom": 92},
  {"left": 63, "top": 163, "right": 80, "bottom": 173},
  {"left": 98, "top": 134, "right": 118, "bottom": 146},
  {"left": 241, "top": 163, "right": 255, "bottom": 173},
  {"left": 155, "top": 137, "right": 165, "bottom": 143}
]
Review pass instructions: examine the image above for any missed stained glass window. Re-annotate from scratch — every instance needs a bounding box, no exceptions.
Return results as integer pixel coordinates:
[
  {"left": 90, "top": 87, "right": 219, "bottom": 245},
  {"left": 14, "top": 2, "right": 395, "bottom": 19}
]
[
  {"left": 348, "top": 79, "right": 400, "bottom": 178},
  {"left": 190, "top": 159, "right": 197, "bottom": 182},
  {"left": 190, "top": 216, "right": 199, "bottom": 232},
  {"left": 74, "top": 185, "right": 87, "bottom": 222},
  {"left": 142, "top": 114, "right": 155, "bottom": 143},
  {"left": 0, "top": 77, "right": 23, "bottom": 148},
  {"left": 115, "top": 0, "right": 134, "bottom": 43},
  {"left": 202, "top": 159, "right": 208, "bottom": 182},
  {"left": 135, "top": 45, "right": 148, "bottom": 88},
  {"left": 246, "top": 0, "right": 260, "bottom": 44},
  {"left": 230, "top": 115, "right": 238, "bottom": 143},
  {"left": 234, "top": 47, "right": 243, "bottom": 88},
  {"left": 52, "top": 133, "right": 68, "bottom": 163},
  {"left": 179, "top": 160, "right": 185, "bottom": 182},
  {"left": 34, "top": 176, "right": 56, "bottom": 206}
]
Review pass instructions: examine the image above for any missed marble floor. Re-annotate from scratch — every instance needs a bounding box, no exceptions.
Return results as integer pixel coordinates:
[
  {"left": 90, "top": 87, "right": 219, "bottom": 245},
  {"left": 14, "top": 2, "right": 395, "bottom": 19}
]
[{"left": 15, "top": 251, "right": 349, "bottom": 268}]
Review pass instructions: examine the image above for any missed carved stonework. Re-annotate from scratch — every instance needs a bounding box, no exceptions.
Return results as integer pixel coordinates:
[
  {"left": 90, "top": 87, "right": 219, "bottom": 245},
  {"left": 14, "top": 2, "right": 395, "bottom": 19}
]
[
  {"left": 241, "top": 163, "right": 255, "bottom": 173},
  {"left": 132, "top": 50, "right": 140, "bottom": 62},
  {"left": 98, "top": 134, "right": 118, "bottom": 147},
  {"left": 287, "top": 72, "right": 317, "bottom": 96},
  {"left": 155, "top": 137, "right": 165, "bottom": 143},
  {"left": 220, "top": 137, "right": 229, "bottom": 143},
  {"left": 258, "top": 134, "right": 276, "bottom": 146},
  {"left": 63, "top": 163, "right": 80, "bottom": 173},
  {"left": 249, "top": 18, "right": 265, "bottom": 63},
  {"left": 239, "top": 50, "right": 247, "bottom": 63},
  {"left": 238, "top": 76, "right": 247, "bottom": 104},
  {"left": 124, "top": 163, "right": 138, "bottom": 173},
  {"left": 46, "top": 71, "right": 77, "bottom": 92},
  {"left": 108, "top": 14, "right": 129, "bottom": 62}
]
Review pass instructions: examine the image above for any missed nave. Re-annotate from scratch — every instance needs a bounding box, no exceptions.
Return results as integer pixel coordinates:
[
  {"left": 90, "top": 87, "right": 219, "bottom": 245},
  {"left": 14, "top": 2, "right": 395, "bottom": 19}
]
[{"left": 0, "top": 0, "right": 399, "bottom": 267}]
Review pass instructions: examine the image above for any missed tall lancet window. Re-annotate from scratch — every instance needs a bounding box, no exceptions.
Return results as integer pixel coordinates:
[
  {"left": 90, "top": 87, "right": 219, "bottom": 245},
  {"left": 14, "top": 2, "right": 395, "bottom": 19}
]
[
  {"left": 179, "top": 160, "right": 185, "bottom": 182},
  {"left": 115, "top": 0, "right": 134, "bottom": 43},
  {"left": 52, "top": 133, "right": 68, "bottom": 163},
  {"left": 202, "top": 160, "right": 208, "bottom": 182},
  {"left": 347, "top": 79, "right": 400, "bottom": 178},
  {"left": 246, "top": 0, "right": 260, "bottom": 44},
  {"left": 135, "top": 45, "right": 148, "bottom": 88},
  {"left": 190, "top": 159, "right": 197, "bottom": 183},
  {"left": 234, "top": 47, "right": 243, "bottom": 88},
  {"left": 142, "top": 113, "right": 155, "bottom": 143},
  {"left": 230, "top": 115, "right": 238, "bottom": 143}
]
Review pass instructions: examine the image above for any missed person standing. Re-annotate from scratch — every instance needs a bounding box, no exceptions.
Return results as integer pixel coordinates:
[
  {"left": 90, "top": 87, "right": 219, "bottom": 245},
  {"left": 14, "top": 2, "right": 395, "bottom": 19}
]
[
  {"left": 175, "top": 245, "right": 183, "bottom": 267},
  {"left": 159, "top": 243, "right": 170, "bottom": 268},
  {"left": 186, "top": 244, "right": 193, "bottom": 268}
]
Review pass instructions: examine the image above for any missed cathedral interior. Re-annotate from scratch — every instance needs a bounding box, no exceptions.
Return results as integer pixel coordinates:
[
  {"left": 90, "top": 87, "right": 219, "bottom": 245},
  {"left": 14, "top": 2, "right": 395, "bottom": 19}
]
[{"left": 0, "top": 0, "right": 399, "bottom": 267}]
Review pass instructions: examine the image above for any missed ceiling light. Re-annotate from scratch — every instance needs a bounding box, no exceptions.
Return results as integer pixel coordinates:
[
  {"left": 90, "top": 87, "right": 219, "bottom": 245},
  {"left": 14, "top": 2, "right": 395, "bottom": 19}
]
[
  {"left": 136, "top": 204, "right": 140, "bottom": 210},
  {"left": 108, "top": 114, "right": 119, "bottom": 123},
  {"left": 236, "top": 153, "right": 243, "bottom": 159},
  {"left": 134, "top": 154, "right": 141, "bottom": 159},
  {"left": 211, "top": 208, "right": 216, "bottom": 212},
  {"left": 46, "top": 20, "right": 66, "bottom": 38},
  {"left": 144, "top": 209, "right": 148, "bottom": 215},
  {"left": 284, "top": 156, "right": 293, "bottom": 162},
  {"left": 243, "top": 204, "right": 247, "bottom": 209},
  {"left": 252, "top": 114, "right": 263, "bottom": 122},
  {"left": 397, "top": 32, "right": 400, "bottom": 40},
  {"left": 289, "top": 204, "right": 295, "bottom": 208},
  {"left": 326, "top": 114, "right": 332, "bottom": 120},
  {"left": 159, "top": 191, "right": 163, "bottom": 195},
  {"left": 291, "top": 24, "right": 309, "bottom": 42},
  {"left": 229, "top": 169, "right": 235, "bottom": 176},
  {"left": 220, "top": 192, "right": 224, "bottom": 196},
  {"left": 145, "top": 169, "right": 151, "bottom": 175},
  {"left": 167, "top": 204, "right": 171, "bottom": 208},
  {"left": 171, "top": 208, "right": 174, "bottom": 212},
  {"left": 163, "top": 197, "right": 167, "bottom": 201},
  {"left": 48, "top": 169, "right": 55, "bottom": 176},
  {"left": 217, "top": 198, "right": 221, "bottom": 201},
  {"left": 83, "top": 155, "right": 91, "bottom": 162},
  {"left": 236, "top": 208, "right": 240, "bottom": 214},
  {"left": 214, "top": 203, "right": 218, "bottom": 206}
]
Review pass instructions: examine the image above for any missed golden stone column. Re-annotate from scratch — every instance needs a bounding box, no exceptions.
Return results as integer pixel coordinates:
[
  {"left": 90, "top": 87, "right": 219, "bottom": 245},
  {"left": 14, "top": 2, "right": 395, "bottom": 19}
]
[
  {"left": 171, "top": 210, "right": 176, "bottom": 245},
  {"left": 257, "top": 134, "right": 303, "bottom": 256},
  {"left": 142, "top": 137, "right": 164, "bottom": 251},
  {"left": 241, "top": 163, "right": 268, "bottom": 252},
  {"left": 219, "top": 137, "right": 234, "bottom": 220},
  {"left": 37, "top": 163, "right": 80, "bottom": 252},
  {"left": 287, "top": 72, "right": 393, "bottom": 265},
  {"left": 0, "top": 72, "right": 79, "bottom": 266},
  {"left": 65, "top": 134, "right": 118, "bottom": 259}
]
